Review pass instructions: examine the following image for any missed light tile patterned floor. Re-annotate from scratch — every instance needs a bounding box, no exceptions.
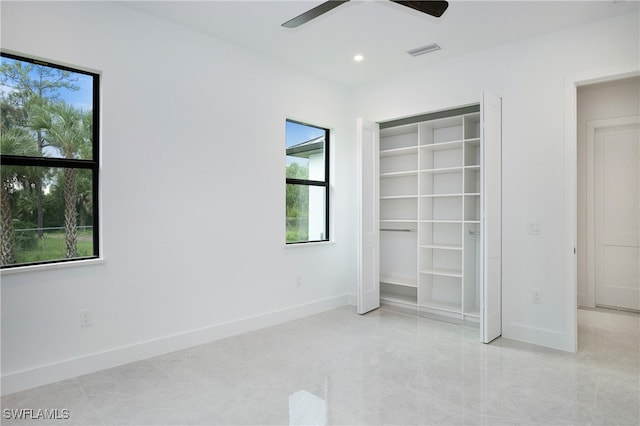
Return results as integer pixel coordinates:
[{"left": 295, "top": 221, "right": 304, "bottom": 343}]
[{"left": 2, "top": 306, "right": 638, "bottom": 425}]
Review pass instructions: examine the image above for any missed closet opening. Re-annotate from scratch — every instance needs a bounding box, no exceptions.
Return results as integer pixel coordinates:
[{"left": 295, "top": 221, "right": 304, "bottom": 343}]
[{"left": 357, "top": 93, "right": 502, "bottom": 343}]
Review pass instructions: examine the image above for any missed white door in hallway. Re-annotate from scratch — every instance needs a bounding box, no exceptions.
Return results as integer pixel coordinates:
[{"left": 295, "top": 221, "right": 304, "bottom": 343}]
[{"left": 593, "top": 117, "right": 640, "bottom": 311}]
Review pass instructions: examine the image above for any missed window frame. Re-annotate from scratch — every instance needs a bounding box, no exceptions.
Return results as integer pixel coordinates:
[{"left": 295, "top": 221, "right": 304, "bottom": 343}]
[
  {"left": 0, "top": 51, "right": 100, "bottom": 269},
  {"left": 285, "top": 119, "right": 330, "bottom": 245}
]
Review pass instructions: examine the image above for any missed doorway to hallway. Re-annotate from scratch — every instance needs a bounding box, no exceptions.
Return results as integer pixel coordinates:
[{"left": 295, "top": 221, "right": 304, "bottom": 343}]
[{"left": 577, "top": 76, "right": 639, "bottom": 312}]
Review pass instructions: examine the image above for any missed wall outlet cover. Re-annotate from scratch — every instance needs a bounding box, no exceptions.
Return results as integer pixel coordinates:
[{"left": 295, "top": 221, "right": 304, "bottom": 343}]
[{"left": 527, "top": 222, "right": 541, "bottom": 235}]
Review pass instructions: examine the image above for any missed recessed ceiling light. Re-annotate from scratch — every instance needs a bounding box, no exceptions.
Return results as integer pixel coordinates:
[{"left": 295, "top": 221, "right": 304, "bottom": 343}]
[{"left": 354, "top": 54, "right": 364, "bottom": 62}]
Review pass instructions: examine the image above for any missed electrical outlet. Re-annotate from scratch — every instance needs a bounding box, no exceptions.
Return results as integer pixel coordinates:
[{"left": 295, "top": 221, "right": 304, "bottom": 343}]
[
  {"left": 80, "top": 309, "right": 92, "bottom": 327},
  {"left": 527, "top": 222, "right": 541, "bottom": 235},
  {"left": 532, "top": 289, "right": 541, "bottom": 304}
]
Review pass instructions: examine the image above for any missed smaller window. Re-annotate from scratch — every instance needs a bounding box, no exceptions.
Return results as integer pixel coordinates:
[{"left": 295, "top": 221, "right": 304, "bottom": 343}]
[{"left": 285, "top": 119, "right": 329, "bottom": 244}]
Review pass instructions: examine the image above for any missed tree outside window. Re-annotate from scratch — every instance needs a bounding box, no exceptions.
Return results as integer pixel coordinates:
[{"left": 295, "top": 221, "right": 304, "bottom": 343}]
[{"left": 0, "top": 53, "right": 99, "bottom": 268}]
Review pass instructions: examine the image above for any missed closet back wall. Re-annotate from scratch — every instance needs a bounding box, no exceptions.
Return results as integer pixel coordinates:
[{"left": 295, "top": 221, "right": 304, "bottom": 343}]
[{"left": 0, "top": 1, "right": 356, "bottom": 394}]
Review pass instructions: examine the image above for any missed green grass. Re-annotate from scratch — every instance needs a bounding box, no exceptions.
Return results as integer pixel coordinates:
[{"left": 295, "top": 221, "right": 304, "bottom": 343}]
[
  {"left": 286, "top": 229, "right": 309, "bottom": 243},
  {"left": 15, "top": 229, "right": 93, "bottom": 264}
]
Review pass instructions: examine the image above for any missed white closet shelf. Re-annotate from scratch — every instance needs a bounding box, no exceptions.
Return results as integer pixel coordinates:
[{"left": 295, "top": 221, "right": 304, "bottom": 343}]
[
  {"left": 464, "top": 306, "right": 480, "bottom": 317},
  {"left": 419, "top": 220, "right": 464, "bottom": 223},
  {"left": 380, "top": 275, "right": 418, "bottom": 288},
  {"left": 380, "top": 195, "right": 418, "bottom": 200},
  {"left": 420, "top": 244, "right": 463, "bottom": 251},
  {"left": 419, "top": 300, "right": 462, "bottom": 313},
  {"left": 464, "top": 165, "right": 480, "bottom": 171},
  {"left": 464, "top": 138, "right": 481, "bottom": 145},
  {"left": 380, "top": 146, "right": 418, "bottom": 157},
  {"left": 380, "top": 124, "right": 419, "bottom": 138},
  {"left": 381, "top": 293, "right": 417, "bottom": 307},
  {"left": 421, "top": 166, "right": 464, "bottom": 174},
  {"left": 420, "top": 193, "right": 464, "bottom": 198},
  {"left": 380, "top": 170, "right": 419, "bottom": 178},
  {"left": 420, "top": 140, "right": 463, "bottom": 151},
  {"left": 420, "top": 268, "right": 462, "bottom": 278}
]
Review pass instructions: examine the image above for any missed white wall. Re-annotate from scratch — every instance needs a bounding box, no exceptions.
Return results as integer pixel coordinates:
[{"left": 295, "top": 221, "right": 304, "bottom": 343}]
[
  {"left": 0, "top": 1, "right": 356, "bottom": 394},
  {"left": 576, "top": 77, "right": 640, "bottom": 307},
  {"left": 350, "top": 11, "right": 639, "bottom": 351}
]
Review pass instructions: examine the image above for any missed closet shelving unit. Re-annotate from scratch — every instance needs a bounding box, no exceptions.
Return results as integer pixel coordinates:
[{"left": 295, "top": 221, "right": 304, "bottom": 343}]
[{"left": 379, "top": 109, "right": 482, "bottom": 321}]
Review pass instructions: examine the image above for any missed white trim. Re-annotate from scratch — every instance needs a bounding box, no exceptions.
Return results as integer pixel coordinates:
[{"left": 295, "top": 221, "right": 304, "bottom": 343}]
[
  {"left": 1, "top": 294, "right": 351, "bottom": 396},
  {"left": 346, "top": 293, "right": 357, "bottom": 306},
  {"left": 284, "top": 240, "right": 336, "bottom": 249},
  {"left": 563, "top": 62, "right": 640, "bottom": 353},
  {"left": 0, "top": 258, "right": 106, "bottom": 276},
  {"left": 506, "top": 323, "right": 567, "bottom": 350},
  {"left": 0, "top": 48, "right": 102, "bottom": 75}
]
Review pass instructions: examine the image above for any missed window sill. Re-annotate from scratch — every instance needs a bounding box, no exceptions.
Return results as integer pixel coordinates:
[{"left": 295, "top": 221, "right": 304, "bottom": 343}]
[
  {"left": 0, "top": 257, "right": 106, "bottom": 276},
  {"left": 285, "top": 240, "right": 335, "bottom": 249}
]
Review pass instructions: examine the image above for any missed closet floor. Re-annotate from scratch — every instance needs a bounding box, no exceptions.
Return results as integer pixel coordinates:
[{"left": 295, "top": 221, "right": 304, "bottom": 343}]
[{"left": 2, "top": 305, "right": 638, "bottom": 425}]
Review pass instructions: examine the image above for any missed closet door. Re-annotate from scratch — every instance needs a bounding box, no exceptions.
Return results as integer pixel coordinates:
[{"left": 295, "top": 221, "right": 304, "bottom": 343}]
[
  {"left": 357, "top": 118, "right": 380, "bottom": 314},
  {"left": 481, "top": 92, "right": 502, "bottom": 343}
]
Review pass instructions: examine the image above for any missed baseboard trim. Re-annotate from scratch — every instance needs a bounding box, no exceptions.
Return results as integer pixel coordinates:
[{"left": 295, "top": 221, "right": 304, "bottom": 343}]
[
  {"left": 503, "top": 322, "right": 571, "bottom": 352},
  {"left": 1, "top": 294, "right": 351, "bottom": 396},
  {"left": 346, "top": 292, "right": 357, "bottom": 306}
]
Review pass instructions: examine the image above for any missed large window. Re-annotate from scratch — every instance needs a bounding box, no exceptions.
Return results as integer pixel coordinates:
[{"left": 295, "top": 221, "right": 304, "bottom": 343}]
[
  {"left": 0, "top": 52, "right": 99, "bottom": 268},
  {"left": 285, "top": 119, "right": 329, "bottom": 244}
]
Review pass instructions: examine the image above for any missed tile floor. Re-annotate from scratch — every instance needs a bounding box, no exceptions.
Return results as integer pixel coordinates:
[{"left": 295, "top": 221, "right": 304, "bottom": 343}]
[{"left": 1, "top": 306, "right": 638, "bottom": 425}]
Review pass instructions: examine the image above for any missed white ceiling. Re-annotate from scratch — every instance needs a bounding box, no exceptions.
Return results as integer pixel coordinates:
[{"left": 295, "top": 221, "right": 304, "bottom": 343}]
[{"left": 119, "top": 1, "right": 639, "bottom": 88}]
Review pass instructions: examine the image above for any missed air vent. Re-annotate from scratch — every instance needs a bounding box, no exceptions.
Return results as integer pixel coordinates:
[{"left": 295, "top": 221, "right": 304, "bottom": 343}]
[{"left": 407, "top": 43, "right": 441, "bottom": 57}]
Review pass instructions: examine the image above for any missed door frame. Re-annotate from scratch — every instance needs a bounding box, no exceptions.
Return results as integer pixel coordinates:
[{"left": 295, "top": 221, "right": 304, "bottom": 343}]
[
  {"left": 586, "top": 116, "right": 640, "bottom": 309},
  {"left": 563, "top": 62, "right": 639, "bottom": 352}
]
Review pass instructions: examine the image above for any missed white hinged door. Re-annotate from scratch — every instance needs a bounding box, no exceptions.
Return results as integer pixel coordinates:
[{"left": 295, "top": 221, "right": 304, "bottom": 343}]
[
  {"left": 357, "top": 118, "right": 380, "bottom": 314},
  {"left": 481, "top": 91, "right": 502, "bottom": 343}
]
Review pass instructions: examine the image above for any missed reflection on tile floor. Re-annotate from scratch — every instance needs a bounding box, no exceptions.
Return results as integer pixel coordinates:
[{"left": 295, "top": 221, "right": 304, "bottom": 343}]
[{"left": 2, "top": 306, "right": 638, "bottom": 425}]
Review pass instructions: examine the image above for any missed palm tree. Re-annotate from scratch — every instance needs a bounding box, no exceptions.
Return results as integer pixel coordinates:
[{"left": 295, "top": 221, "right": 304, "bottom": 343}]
[
  {"left": 0, "top": 129, "right": 38, "bottom": 265},
  {"left": 31, "top": 102, "right": 91, "bottom": 258},
  {"left": 76, "top": 110, "right": 94, "bottom": 222},
  {"left": 1, "top": 59, "right": 79, "bottom": 239}
]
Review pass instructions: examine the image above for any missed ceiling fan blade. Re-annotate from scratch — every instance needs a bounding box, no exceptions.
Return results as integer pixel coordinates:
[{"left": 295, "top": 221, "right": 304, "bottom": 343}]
[
  {"left": 391, "top": 1, "right": 449, "bottom": 18},
  {"left": 282, "top": 0, "right": 350, "bottom": 28}
]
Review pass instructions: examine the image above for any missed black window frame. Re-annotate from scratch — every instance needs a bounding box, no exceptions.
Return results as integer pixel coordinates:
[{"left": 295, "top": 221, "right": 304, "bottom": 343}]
[
  {"left": 285, "top": 119, "right": 330, "bottom": 244},
  {"left": 0, "top": 51, "right": 100, "bottom": 269}
]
